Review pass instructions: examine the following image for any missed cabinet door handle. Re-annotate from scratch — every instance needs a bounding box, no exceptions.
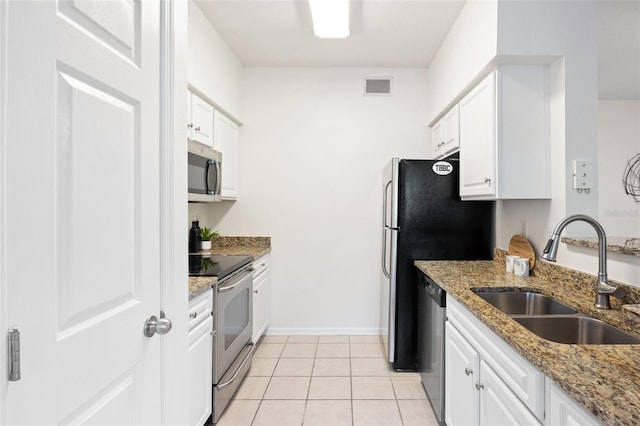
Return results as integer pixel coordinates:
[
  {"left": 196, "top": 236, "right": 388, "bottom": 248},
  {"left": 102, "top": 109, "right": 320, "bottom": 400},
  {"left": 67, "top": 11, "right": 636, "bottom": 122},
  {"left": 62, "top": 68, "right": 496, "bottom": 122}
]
[
  {"left": 254, "top": 290, "right": 259, "bottom": 294},
  {"left": 195, "top": 126, "right": 201, "bottom": 133},
  {"left": 464, "top": 367, "right": 473, "bottom": 376},
  {"left": 187, "top": 123, "right": 193, "bottom": 129},
  {"left": 484, "top": 177, "right": 491, "bottom": 184},
  {"left": 475, "top": 382, "right": 484, "bottom": 390},
  {"left": 189, "top": 312, "right": 197, "bottom": 319}
]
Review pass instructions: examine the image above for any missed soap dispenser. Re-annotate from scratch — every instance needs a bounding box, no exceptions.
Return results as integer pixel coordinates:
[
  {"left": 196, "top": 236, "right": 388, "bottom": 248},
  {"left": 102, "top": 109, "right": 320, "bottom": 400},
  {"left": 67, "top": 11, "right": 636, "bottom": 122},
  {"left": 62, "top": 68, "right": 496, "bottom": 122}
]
[{"left": 189, "top": 219, "right": 202, "bottom": 253}]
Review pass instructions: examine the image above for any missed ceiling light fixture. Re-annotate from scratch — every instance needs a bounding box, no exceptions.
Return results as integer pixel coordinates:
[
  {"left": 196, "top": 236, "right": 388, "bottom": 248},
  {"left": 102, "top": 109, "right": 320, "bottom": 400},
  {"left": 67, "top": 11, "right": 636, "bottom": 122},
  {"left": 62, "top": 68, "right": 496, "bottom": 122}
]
[{"left": 309, "top": 0, "right": 350, "bottom": 39}]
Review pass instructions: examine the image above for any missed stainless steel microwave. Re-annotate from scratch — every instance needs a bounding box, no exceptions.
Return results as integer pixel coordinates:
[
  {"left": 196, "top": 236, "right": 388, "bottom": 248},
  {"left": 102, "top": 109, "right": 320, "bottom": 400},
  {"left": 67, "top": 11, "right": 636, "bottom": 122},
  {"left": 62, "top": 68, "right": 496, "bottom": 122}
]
[{"left": 188, "top": 140, "right": 222, "bottom": 202}]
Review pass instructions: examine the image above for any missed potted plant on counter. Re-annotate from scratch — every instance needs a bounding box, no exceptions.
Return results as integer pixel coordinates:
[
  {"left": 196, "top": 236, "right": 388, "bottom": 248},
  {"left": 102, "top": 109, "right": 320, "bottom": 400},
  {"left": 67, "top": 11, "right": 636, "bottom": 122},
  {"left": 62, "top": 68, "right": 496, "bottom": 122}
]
[{"left": 200, "top": 227, "right": 219, "bottom": 251}]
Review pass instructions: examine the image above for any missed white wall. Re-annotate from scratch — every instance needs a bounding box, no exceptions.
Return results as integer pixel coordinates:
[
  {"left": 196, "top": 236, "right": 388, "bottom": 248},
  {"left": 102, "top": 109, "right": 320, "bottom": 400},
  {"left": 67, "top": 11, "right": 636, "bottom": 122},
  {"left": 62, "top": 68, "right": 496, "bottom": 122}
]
[
  {"left": 493, "top": 1, "right": 629, "bottom": 282},
  {"left": 424, "top": 0, "right": 498, "bottom": 124},
  {"left": 425, "top": 0, "right": 640, "bottom": 286},
  {"left": 598, "top": 100, "right": 640, "bottom": 236},
  {"left": 187, "top": 0, "right": 244, "bottom": 230},
  {"left": 188, "top": 1, "right": 243, "bottom": 120},
  {"left": 203, "top": 68, "right": 429, "bottom": 334}
]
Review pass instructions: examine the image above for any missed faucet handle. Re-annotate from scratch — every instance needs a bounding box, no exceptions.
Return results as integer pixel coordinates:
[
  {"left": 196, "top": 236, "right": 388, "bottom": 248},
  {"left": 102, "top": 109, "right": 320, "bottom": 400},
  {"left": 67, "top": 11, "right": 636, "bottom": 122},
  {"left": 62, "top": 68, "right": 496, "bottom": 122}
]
[
  {"left": 612, "top": 287, "right": 627, "bottom": 298},
  {"left": 598, "top": 281, "right": 626, "bottom": 298}
]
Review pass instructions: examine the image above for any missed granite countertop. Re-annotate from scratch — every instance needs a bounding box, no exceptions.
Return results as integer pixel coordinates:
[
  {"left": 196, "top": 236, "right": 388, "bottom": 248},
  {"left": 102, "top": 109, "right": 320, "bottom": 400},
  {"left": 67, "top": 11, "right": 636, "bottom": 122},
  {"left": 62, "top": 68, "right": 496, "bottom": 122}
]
[
  {"left": 210, "top": 236, "right": 271, "bottom": 259},
  {"left": 415, "top": 252, "right": 640, "bottom": 426},
  {"left": 191, "top": 236, "right": 271, "bottom": 259},
  {"left": 188, "top": 236, "right": 271, "bottom": 300},
  {"left": 189, "top": 276, "right": 217, "bottom": 300}
]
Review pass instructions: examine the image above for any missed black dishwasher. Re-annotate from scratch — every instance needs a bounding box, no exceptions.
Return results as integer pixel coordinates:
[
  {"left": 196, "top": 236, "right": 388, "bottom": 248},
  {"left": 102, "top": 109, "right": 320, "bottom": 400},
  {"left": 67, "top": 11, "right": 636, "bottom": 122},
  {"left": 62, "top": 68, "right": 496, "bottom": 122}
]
[{"left": 417, "top": 272, "right": 446, "bottom": 426}]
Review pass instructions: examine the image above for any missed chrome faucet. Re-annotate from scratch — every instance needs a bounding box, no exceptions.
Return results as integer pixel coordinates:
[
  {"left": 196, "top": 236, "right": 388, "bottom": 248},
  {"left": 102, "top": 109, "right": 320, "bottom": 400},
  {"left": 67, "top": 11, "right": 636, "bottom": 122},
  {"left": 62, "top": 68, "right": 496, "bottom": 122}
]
[{"left": 541, "top": 214, "right": 624, "bottom": 309}]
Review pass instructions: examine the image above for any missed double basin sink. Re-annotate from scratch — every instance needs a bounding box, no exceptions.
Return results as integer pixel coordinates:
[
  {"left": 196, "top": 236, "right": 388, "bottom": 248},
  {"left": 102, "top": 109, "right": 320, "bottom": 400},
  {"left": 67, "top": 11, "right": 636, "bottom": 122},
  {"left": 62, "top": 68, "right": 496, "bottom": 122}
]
[{"left": 472, "top": 290, "right": 640, "bottom": 345}]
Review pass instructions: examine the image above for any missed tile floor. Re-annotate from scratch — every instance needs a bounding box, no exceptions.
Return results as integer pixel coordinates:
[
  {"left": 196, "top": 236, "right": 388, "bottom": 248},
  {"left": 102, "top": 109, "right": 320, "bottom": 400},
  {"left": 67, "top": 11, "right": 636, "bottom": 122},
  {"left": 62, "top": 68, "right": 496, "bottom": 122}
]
[{"left": 216, "top": 335, "right": 439, "bottom": 426}]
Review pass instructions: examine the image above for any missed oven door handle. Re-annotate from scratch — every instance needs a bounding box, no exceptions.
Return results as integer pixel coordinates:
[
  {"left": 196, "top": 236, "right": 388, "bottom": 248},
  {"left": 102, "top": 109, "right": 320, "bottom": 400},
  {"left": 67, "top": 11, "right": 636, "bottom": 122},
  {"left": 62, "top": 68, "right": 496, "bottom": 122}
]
[
  {"left": 216, "top": 343, "right": 255, "bottom": 390},
  {"left": 217, "top": 269, "right": 254, "bottom": 292}
]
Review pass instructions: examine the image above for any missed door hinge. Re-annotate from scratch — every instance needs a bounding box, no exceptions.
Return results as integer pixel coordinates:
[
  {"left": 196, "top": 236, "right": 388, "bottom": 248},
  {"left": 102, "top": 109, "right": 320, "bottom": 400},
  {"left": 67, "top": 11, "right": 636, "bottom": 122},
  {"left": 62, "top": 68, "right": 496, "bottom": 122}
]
[{"left": 8, "top": 328, "right": 21, "bottom": 381}]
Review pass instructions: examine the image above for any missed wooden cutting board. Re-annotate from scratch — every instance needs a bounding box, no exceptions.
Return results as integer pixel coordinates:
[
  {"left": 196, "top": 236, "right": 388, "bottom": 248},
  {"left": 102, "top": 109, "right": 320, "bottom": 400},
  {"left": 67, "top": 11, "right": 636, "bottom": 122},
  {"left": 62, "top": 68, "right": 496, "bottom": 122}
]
[{"left": 508, "top": 234, "right": 536, "bottom": 270}]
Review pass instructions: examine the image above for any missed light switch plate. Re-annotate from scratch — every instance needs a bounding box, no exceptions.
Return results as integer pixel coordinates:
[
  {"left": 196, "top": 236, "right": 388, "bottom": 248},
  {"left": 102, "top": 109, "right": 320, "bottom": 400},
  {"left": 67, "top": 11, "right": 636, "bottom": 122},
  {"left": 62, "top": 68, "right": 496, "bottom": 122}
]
[{"left": 572, "top": 160, "right": 593, "bottom": 190}]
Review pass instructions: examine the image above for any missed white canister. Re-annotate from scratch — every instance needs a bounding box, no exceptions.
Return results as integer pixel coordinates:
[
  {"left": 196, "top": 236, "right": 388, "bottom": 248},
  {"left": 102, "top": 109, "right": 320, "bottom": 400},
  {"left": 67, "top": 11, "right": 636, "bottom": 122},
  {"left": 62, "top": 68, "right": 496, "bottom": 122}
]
[
  {"left": 514, "top": 258, "right": 530, "bottom": 276},
  {"left": 506, "top": 255, "right": 520, "bottom": 273}
]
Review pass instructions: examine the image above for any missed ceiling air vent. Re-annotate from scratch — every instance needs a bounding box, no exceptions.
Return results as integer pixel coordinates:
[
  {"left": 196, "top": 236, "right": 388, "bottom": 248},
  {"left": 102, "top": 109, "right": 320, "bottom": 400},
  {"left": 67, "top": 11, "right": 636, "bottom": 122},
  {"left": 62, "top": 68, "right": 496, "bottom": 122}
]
[{"left": 364, "top": 78, "right": 392, "bottom": 96}]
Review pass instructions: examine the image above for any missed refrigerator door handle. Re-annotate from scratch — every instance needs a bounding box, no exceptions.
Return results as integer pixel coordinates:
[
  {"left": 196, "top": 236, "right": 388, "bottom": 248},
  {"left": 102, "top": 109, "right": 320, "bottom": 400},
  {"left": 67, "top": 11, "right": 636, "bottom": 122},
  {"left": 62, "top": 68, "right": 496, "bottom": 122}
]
[
  {"left": 382, "top": 179, "right": 392, "bottom": 277},
  {"left": 382, "top": 227, "right": 390, "bottom": 278},
  {"left": 383, "top": 180, "right": 392, "bottom": 228}
]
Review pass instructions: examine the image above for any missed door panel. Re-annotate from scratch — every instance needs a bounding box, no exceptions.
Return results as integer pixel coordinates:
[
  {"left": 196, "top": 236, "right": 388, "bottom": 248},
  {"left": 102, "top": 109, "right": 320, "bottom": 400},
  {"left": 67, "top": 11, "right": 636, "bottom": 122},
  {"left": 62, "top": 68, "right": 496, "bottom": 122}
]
[
  {"left": 5, "top": 1, "right": 162, "bottom": 423},
  {"left": 57, "top": 0, "right": 140, "bottom": 64},
  {"left": 445, "top": 322, "right": 480, "bottom": 426},
  {"left": 480, "top": 360, "right": 541, "bottom": 426},
  {"left": 55, "top": 67, "right": 139, "bottom": 333}
]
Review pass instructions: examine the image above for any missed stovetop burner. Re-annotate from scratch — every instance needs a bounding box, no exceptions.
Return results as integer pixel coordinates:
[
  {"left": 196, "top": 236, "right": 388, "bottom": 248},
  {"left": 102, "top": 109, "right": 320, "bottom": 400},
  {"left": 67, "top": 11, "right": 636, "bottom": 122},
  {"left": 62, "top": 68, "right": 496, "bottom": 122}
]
[{"left": 188, "top": 254, "right": 253, "bottom": 280}]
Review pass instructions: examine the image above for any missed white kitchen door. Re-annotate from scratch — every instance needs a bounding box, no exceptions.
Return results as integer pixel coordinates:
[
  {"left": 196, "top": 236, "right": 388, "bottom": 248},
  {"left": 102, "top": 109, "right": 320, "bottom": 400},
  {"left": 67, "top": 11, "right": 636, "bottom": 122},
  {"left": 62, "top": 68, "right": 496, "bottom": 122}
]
[{"left": 2, "top": 1, "right": 167, "bottom": 424}]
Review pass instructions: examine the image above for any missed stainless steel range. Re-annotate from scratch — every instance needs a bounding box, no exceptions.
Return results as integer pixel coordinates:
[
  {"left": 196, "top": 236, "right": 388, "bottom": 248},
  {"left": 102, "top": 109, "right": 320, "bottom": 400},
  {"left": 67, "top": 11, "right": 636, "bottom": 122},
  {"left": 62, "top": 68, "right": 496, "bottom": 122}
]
[{"left": 189, "top": 254, "right": 254, "bottom": 424}]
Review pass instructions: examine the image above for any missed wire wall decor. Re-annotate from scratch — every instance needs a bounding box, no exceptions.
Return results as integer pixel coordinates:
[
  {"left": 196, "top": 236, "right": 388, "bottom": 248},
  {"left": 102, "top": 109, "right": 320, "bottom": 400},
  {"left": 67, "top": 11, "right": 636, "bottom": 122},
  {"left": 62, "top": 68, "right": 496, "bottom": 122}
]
[
  {"left": 624, "top": 237, "right": 640, "bottom": 250},
  {"left": 623, "top": 153, "right": 640, "bottom": 202}
]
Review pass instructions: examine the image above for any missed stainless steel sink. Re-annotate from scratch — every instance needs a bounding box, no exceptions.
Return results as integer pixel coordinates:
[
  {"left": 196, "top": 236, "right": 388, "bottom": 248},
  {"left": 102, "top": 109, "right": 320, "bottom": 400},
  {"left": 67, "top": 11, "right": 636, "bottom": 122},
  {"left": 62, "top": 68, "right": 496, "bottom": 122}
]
[
  {"left": 513, "top": 316, "right": 640, "bottom": 345},
  {"left": 473, "top": 290, "right": 577, "bottom": 315},
  {"left": 471, "top": 289, "right": 640, "bottom": 344}
]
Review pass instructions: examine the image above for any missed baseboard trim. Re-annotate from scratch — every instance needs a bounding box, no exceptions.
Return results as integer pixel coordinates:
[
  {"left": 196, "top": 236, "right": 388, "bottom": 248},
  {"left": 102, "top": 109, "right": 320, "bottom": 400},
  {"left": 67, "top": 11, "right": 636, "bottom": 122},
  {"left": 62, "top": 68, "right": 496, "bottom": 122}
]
[{"left": 266, "top": 327, "right": 382, "bottom": 336}]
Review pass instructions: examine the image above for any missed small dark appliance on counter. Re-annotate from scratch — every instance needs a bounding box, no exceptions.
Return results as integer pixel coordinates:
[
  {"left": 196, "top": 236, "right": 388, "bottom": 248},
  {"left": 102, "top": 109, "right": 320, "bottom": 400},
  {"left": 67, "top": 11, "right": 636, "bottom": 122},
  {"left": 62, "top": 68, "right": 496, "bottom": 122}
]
[{"left": 189, "top": 220, "right": 202, "bottom": 253}]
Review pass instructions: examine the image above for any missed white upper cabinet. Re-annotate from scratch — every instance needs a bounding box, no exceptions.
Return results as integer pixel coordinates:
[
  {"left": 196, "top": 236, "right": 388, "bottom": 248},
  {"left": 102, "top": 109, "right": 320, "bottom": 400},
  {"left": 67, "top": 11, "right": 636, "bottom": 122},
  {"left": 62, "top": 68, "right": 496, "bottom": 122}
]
[
  {"left": 431, "top": 117, "right": 445, "bottom": 158},
  {"left": 430, "top": 104, "right": 460, "bottom": 159},
  {"left": 213, "top": 110, "right": 239, "bottom": 200},
  {"left": 186, "top": 88, "right": 241, "bottom": 200},
  {"left": 188, "top": 91, "right": 215, "bottom": 148},
  {"left": 459, "top": 73, "right": 497, "bottom": 198},
  {"left": 443, "top": 104, "right": 460, "bottom": 156},
  {"left": 459, "top": 65, "right": 550, "bottom": 200}
]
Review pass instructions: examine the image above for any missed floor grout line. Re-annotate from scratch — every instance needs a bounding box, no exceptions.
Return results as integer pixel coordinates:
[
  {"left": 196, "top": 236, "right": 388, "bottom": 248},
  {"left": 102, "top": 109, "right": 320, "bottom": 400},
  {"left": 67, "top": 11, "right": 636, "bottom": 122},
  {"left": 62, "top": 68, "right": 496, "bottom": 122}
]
[{"left": 222, "top": 336, "right": 435, "bottom": 426}]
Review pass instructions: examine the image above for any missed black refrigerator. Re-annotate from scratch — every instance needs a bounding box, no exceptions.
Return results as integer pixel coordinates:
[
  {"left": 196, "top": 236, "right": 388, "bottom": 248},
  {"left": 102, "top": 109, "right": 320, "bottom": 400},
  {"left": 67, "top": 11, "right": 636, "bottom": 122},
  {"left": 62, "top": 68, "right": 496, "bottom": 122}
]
[{"left": 381, "top": 154, "right": 494, "bottom": 371}]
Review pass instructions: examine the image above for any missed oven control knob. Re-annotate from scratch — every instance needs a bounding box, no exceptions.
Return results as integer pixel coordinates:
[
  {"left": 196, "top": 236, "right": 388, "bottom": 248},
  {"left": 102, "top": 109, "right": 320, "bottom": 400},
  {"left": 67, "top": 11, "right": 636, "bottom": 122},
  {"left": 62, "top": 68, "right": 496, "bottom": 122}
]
[{"left": 143, "top": 311, "right": 173, "bottom": 338}]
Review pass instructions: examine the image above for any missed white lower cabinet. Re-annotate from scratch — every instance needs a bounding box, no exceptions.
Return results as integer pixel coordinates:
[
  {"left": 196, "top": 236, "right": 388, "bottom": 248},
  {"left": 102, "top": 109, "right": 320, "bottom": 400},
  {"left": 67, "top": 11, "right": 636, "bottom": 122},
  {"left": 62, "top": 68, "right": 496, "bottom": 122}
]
[
  {"left": 252, "top": 254, "right": 270, "bottom": 343},
  {"left": 446, "top": 296, "right": 544, "bottom": 425},
  {"left": 480, "top": 360, "right": 542, "bottom": 426},
  {"left": 446, "top": 294, "right": 604, "bottom": 426},
  {"left": 445, "top": 322, "right": 480, "bottom": 426},
  {"left": 188, "top": 289, "right": 213, "bottom": 426},
  {"left": 547, "top": 381, "right": 601, "bottom": 426}
]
